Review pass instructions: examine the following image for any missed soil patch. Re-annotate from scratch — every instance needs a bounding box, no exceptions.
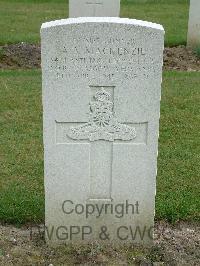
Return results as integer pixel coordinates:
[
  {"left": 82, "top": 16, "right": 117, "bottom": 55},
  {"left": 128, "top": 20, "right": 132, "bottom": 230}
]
[
  {"left": 0, "top": 43, "right": 40, "bottom": 69},
  {"left": 0, "top": 221, "right": 199, "bottom": 265},
  {"left": 164, "top": 46, "right": 200, "bottom": 71},
  {"left": 1, "top": 44, "right": 200, "bottom": 71}
]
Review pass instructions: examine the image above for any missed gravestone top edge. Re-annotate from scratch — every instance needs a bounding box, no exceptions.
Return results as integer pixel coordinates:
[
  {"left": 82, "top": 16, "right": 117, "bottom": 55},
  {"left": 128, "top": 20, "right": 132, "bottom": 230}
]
[{"left": 41, "top": 17, "right": 164, "bottom": 32}]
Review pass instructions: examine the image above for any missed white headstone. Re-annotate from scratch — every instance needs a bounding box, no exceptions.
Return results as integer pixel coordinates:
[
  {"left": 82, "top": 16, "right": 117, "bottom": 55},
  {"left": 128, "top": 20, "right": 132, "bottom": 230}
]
[
  {"left": 69, "top": 0, "right": 120, "bottom": 17},
  {"left": 187, "top": 0, "right": 200, "bottom": 48},
  {"left": 41, "top": 17, "right": 164, "bottom": 245}
]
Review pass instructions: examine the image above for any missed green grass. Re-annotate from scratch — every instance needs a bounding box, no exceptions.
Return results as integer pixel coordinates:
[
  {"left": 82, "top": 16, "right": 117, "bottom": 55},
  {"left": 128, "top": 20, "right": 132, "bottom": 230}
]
[
  {"left": 157, "top": 71, "right": 200, "bottom": 222},
  {"left": 0, "top": 70, "right": 199, "bottom": 224},
  {"left": 0, "top": 0, "right": 189, "bottom": 46},
  {"left": 0, "top": 70, "right": 44, "bottom": 224},
  {"left": 121, "top": 0, "right": 189, "bottom": 46}
]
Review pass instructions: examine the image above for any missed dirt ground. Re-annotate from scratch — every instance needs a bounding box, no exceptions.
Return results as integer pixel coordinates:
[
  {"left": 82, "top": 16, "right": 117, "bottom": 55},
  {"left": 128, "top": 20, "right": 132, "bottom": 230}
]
[
  {"left": 0, "top": 44, "right": 40, "bottom": 69},
  {"left": 0, "top": 221, "right": 199, "bottom": 265},
  {"left": 0, "top": 43, "right": 200, "bottom": 71}
]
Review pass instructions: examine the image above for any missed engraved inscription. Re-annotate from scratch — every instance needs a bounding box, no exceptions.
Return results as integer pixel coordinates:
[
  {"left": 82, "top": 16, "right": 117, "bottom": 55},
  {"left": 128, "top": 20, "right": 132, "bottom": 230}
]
[
  {"left": 49, "top": 31, "right": 148, "bottom": 81},
  {"left": 67, "top": 88, "right": 136, "bottom": 142}
]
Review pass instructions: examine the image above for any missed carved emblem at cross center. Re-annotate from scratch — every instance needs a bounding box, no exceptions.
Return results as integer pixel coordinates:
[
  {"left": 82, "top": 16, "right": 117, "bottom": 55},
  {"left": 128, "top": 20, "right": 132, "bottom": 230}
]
[{"left": 67, "top": 88, "right": 137, "bottom": 142}]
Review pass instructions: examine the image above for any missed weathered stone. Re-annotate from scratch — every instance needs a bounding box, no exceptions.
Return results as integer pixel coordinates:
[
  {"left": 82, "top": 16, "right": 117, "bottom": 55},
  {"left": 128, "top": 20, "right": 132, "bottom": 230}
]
[
  {"left": 69, "top": 0, "right": 120, "bottom": 17},
  {"left": 41, "top": 17, "right": 164, "bottom": 245}
]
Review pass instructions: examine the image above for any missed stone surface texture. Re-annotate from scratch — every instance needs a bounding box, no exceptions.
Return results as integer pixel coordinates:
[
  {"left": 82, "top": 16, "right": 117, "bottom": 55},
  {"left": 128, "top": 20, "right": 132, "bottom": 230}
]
[
  {"left": 69, "top": 0, "right": 120, "bottom": 17},
  {"left": 41, "top": 17, "right": 164, "bottom": 244},
  {"left": 187, "top": 0, "right": 200, "bottom": 48}
]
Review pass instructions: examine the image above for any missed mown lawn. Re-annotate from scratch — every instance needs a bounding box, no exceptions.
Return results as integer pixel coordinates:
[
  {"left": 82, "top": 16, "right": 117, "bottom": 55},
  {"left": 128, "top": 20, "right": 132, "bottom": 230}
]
[
  {"left": 0, "top": 70, "right": 44, "bottom": 224},
  {"left": 157, "top": 71, "right": 200, "bottom": 222},
  {"left": 0, "top": 70, "right": 199, "bottom": 224},
  {"left": 0, "top": 0, "right": 189, "bottom": 46}
]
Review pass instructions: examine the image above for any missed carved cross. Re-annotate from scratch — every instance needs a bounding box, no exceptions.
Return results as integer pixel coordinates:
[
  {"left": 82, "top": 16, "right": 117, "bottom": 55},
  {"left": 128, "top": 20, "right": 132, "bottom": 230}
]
[
  {"left": 56, "top": 86, "right": 147, "bottom": 201},
  {"left": 86, "top": 0, "right": 103, "bottom": 16}
]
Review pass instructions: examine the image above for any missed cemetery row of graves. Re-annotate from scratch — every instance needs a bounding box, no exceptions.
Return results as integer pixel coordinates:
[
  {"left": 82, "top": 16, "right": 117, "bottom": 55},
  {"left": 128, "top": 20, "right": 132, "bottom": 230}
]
[{"left": 0, "top": 0, "right": 199, "bottom": 264}]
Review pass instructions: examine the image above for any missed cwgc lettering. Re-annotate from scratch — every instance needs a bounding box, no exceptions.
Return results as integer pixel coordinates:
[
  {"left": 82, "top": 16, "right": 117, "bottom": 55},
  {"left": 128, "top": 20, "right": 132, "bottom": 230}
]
[
  {"left": 52, "top": 40, "right": 145, "bottom": 81},
  {"left": 41, "top": 17, "right": 164, "bottom": 244}
]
